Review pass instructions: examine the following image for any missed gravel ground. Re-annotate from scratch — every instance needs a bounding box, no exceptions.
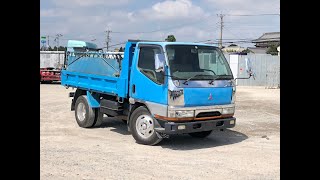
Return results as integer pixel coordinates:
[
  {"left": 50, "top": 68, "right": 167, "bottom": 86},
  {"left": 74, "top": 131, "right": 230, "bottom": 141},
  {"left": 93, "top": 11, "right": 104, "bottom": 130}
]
[{"left": 40, "top": 84, "right": 280, "bottom": 180}]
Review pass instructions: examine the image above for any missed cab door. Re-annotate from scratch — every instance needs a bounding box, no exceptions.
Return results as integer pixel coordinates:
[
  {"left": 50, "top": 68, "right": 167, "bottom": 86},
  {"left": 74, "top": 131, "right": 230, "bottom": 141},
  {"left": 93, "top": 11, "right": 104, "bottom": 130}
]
[{"left": 129, "top": 44, "right": 167, "bottom": 105}]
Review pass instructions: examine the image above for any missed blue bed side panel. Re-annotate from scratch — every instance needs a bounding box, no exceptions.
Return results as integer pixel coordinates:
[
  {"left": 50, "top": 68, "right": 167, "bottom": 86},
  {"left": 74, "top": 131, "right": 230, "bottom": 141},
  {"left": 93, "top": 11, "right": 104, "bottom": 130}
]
[
  {"left": 61, "top": 42, "right": 136, "bottom": 98},
  {"left": 61, "top": 70, "right": 120, "bottom": 96}
]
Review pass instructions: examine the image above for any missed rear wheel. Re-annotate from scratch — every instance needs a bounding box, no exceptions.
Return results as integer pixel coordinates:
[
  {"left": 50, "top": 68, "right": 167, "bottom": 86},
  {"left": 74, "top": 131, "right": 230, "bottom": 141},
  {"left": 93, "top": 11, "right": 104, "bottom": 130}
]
[
  {"left": 188, "top": 130, "right": 213, "bottom": 138},
  {"left": 129, "top": 106, "right": 162, "bottom": 145},
  {"left": 92, "top": 109, "right": 103, "bottom": 127},
  {"left": 75, "top": 95, "right": 96, "bottom": 128}
]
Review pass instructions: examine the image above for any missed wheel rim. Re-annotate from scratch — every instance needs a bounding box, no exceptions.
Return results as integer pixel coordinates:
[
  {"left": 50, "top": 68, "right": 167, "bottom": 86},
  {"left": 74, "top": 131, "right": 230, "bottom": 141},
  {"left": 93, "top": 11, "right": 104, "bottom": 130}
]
[
  {"left": 135, "top": 114, "right": 155, "bottom": 139},
  {"left": 76, "top": 102, "right": 86, "bottom": 121}
]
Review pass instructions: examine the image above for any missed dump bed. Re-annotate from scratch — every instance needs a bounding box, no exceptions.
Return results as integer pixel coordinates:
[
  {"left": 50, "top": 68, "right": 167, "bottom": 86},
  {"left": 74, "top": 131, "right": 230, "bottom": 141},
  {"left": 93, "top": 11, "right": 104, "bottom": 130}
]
[{"left": 61, "top": 40, "right": 129, "bottom": 98}]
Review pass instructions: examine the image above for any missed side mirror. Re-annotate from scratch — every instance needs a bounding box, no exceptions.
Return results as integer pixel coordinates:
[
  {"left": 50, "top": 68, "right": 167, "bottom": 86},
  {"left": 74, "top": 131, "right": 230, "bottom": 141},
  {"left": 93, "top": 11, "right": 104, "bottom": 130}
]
[{"left": 155, "top": 53, "right": 165, "bottom": 73}]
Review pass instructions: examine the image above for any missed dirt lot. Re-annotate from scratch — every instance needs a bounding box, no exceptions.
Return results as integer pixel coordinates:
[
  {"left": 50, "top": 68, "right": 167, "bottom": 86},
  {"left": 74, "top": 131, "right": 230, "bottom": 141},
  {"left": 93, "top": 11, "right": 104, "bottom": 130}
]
[{"left": 40, "top": 84, "right": 280, "bottom": 180}]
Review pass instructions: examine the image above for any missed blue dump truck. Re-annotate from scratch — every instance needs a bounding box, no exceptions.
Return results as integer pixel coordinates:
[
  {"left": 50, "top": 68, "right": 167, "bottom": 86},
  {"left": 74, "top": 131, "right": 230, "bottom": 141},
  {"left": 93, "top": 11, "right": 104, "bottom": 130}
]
[{"left": 61, "top": 40, "right": 253, "bottom": 145}]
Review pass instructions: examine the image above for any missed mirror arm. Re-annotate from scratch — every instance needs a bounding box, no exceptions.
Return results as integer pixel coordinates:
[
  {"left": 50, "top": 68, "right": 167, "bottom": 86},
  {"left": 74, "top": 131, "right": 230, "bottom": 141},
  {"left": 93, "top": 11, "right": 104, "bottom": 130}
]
[{"left": 235, "top": 73, "right": 254, "bottom": 81}]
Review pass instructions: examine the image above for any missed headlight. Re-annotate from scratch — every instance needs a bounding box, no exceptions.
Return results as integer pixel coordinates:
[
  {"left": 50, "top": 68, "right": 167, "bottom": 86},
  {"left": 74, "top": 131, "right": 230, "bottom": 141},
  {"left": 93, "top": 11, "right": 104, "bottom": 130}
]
[
  {"left": 222, "top": 107, "right": 235, "bottom": 115},
  {"left": 168, "top": 110, "right": 194, "bottom": 118},
  {"left": 176, "top": 110, "right": 194, "bottom": 117}
]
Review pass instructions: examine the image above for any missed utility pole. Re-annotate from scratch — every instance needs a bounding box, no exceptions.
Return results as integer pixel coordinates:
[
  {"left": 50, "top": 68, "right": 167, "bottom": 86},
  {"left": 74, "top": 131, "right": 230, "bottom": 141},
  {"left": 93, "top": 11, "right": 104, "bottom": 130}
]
[
  {"left": 218, "top": 14, "right": 225, "bottom": 49},
  {"left": 47, "top": 35, "right": 50, "bottom": 50},
  {"left": 55, "top": 34, "right": 63, "bottom": 51},
  {"left": 106, "top": 29, "right": 111, "bottom": 51}
]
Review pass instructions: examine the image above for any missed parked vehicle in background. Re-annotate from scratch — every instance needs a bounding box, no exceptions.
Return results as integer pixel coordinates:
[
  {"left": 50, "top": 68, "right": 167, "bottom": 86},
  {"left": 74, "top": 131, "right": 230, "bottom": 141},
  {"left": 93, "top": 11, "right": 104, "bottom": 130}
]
[
  {"left": 40, "top": 67, "right": 61, "bottom": 83},
  {"left": 40, "top": 51, "right": 64, "bottom": 83}
]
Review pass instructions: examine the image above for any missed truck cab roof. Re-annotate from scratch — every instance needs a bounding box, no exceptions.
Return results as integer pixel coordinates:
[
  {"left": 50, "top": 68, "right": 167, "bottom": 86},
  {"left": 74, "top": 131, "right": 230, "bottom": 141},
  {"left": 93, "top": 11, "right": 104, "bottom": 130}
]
[
  {"left": 131, "top": 40, "right": 217, "bottom": 47},
  {"left": 67, "top": 40, "right": 98, "bottom": 50}
]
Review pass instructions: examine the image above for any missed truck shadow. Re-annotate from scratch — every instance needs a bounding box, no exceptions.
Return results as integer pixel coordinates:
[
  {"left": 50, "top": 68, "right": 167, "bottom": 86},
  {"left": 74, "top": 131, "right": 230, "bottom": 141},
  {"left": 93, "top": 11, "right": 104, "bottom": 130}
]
[
  {"left": 94, "top": 117, "right": 131, "bottom": 135},
  {"left": 158, "top": 130, "right": 248, "bottom": 150},
  {"left": 96, "top": 117, "right": 248, "bottom": 150}
]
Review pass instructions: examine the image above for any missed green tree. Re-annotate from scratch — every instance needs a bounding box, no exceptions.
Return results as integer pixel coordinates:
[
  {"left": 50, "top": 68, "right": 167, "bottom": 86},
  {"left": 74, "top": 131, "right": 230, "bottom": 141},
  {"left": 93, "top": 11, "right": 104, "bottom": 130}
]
[
  {"left": 58, "top": 46, "right": 66, "bottom": 51},
  {"left": 241, "top": 48, "right": 254, "bottom": 54},
  {"left": 266, "top": 43, "right": 280, "bottom": 55},
  {"left": 119, "top": 47, "right": 124, "bottom": 52},
  {"left": 165, "top": 35, "right": 176, "bottom": 42},
  {"left": 228, "top": 44, "right": 238, "bottom": 47}
]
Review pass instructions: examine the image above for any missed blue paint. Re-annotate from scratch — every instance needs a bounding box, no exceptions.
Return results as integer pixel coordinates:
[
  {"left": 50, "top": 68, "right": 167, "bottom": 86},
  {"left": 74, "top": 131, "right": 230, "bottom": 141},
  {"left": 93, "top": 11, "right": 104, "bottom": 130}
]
[
  {"left": 183, "top": 87, "right": 232, "bottom": 106},
  {"left": 61, "top": 40, "right": 137, "bottom": 98},
  {"left": 137, "top": 41, "right": 216, "bottom": 47},
  {"left": 61, "top": 70, "right": 119, "bottom": 96},
  {"left": 129, "top": 46, "right": 168, "bottom": 105},
  {"left": 67, "top": 40, "right": 98, "bottom": 49},
  {"left": 67, "top": 56, "right": 120, "bottom": 77},
  {"left": 61, "top": 40, "right": 233, "bottom": 109},
  {"left": 86, "top": 91, "right": 100, "bottom": 108}
]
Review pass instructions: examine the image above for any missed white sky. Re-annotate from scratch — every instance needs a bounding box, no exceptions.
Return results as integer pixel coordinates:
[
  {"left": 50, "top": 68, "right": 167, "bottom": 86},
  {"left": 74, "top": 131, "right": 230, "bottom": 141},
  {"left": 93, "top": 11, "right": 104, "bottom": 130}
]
[{"left": 40, "top": 0, "right": 280, "bottom": 49}]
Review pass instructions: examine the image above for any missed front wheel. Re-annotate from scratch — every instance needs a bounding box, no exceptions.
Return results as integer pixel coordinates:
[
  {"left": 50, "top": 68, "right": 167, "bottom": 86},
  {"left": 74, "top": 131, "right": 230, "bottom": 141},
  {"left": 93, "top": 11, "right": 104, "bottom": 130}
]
[
  {"left": 129, "top": 106, "right": 162, "bottom": 145},
  {"left": 188, "top": 130, "right": 213, "bottom": 138}
]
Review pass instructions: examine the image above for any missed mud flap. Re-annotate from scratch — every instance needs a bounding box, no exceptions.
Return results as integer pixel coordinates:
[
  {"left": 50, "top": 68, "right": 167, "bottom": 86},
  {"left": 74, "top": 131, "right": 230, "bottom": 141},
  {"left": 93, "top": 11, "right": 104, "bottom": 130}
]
[{"left": 153, "top": 118, "right": 168, "bottom": 139}]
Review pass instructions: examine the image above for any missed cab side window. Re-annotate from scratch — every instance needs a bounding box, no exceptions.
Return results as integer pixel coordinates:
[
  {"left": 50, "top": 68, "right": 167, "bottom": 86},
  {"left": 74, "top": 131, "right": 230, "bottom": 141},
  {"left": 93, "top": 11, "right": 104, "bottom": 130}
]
[{"left": 138, "top": 46, "right": 164, "bottom": 84}]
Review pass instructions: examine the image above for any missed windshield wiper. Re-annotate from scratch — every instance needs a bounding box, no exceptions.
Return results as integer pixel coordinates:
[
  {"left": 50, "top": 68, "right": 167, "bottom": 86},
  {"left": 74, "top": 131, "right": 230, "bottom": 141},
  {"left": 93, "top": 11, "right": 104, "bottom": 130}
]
[
  {"left": 208, "top": 75, "right": 233, "bottom": 84},
  {"left": 183, "top": 74, "right": 213, "bottom": 85}
]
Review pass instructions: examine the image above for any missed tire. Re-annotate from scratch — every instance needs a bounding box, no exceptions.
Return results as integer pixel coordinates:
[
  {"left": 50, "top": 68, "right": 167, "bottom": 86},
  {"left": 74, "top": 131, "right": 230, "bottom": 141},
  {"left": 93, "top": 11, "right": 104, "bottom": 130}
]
[
  {"left": 129, "top": 106, "right": 162, "bottom": 145},
  {"left": 188, "top": 130, "right": 213, "bottom": 138},
  {"left": 92, "top": 109, "right": 103, "bottom": 127},
  {"left": 75, "top": 95, "right": 96, "bottom": 128}
]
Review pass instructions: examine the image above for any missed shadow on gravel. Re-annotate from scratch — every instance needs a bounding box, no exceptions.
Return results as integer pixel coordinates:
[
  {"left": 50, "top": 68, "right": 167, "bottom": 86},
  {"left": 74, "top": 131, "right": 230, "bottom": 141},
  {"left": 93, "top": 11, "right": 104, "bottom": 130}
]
[
  {"left": 158, "top": 129, "right": 248, "bottom": 150},
  {"left": 93, "top": 117, "right": 248, "bottom": 150},
  {"left": 92, "top": 117, "right": 131, "bottom": 135}
]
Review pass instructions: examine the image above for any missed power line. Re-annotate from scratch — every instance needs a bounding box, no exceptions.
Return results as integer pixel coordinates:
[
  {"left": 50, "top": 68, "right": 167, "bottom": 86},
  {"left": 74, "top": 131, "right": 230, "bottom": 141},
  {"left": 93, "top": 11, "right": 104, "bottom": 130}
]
[
  {"left": 110, "top": 42, "right": 127, "bottom": 47},
  {"left": 226, "top": 13, "right": 279, "bottom": 16},
  {"left": 196, "top": 37, "right": 279, "bottom": 43},
  {"left": 223, "top": 26, "right": 246, "bottom": 41},
  {"left": 194, "top": 40, "right": 212, "bottom": 43},
  {"left": 101, "top": 41, "right": 127, "bottom": 50}
]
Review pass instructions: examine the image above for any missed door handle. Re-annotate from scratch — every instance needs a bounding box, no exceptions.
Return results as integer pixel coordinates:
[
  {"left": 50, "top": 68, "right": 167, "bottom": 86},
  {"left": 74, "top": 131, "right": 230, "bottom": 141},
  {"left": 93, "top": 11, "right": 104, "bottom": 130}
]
[{"left": 132, "top": 84, "right": 136, "bottom": 93}]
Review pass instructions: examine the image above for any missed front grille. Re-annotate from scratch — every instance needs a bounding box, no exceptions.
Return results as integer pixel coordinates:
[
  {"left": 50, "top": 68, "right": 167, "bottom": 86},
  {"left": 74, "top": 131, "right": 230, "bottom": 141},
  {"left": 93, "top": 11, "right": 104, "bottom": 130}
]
[{"left": 196, "top": 111, "right": 221, "bottom": 118}]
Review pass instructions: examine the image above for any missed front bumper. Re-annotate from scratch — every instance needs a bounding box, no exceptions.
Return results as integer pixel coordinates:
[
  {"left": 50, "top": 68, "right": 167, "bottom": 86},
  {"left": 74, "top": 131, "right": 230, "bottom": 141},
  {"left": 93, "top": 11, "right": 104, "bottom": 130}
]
[{"left": 154, "top": 117, "right": 236, "bottom": 134}]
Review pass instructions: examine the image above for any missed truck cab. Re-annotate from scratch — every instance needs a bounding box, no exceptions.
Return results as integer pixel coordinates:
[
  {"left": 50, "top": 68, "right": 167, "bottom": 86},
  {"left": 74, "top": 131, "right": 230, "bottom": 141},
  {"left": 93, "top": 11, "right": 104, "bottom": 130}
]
[
  {"left": 128, "top": 41, "right": 235, "bottom": 143},
  {"left": 61, "top": 40, "right": 248, "bottom": 145}
]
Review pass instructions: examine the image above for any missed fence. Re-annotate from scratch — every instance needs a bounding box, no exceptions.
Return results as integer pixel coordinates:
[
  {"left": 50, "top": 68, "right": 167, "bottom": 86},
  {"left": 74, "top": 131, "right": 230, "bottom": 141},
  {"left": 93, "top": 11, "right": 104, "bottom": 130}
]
[{"left": 224, "top": 53, "right": 280, "bottom": 88}]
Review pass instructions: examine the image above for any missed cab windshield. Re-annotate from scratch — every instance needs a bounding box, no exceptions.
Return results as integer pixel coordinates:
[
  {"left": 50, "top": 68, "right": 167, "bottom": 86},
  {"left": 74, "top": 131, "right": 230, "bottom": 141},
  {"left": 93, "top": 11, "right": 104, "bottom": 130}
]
[{"left": 166, "top": 45, "right": 233, "bottom": 80}]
